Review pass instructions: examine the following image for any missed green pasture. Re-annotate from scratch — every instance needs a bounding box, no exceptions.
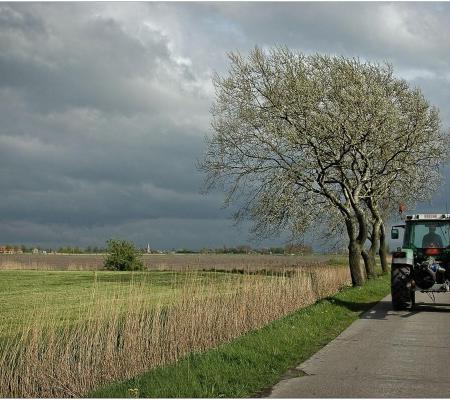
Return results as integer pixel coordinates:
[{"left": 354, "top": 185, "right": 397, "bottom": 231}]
[{"left": 0, "top": 270, "right": 241, "bottom": 334}]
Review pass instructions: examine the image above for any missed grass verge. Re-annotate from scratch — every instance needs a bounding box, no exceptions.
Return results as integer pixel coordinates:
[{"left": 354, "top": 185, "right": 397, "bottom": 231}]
[{"left": 89, "top": 273, "right": 389, "bottom": 398}]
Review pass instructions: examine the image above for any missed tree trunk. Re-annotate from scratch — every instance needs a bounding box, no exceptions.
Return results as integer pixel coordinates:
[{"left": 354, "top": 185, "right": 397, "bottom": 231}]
[
  {"left": 348, "top": 240, "right": 365, "bottom": 286},
  {"left": 378, "top": 222, "right": 389, "bottom": 274},
  {"left": 342, "top": 210, "right": 367, "bottom": 287},
  {"left": 361, "top": 248, "right": 377, "bottom": 279},
  {"left": 364, "top": 198, "right": 389, "bottom": 277},
  {"left": 353, "top": 203, "right": 370, "bottom": 284},
  {"left": 363, "top": 219, "right": 380, "bottom": 279}
]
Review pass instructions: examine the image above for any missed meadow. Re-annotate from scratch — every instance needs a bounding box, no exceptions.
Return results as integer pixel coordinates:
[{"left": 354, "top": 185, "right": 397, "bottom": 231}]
[
  {"left": 0, "top": 270, "right": 226, "bottom": 334},
  {"left": 0, "top": 255, "right": 351, "bottom": 397}
]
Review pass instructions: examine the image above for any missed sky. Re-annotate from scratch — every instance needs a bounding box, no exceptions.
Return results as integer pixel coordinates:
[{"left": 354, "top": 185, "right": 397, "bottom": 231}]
[{"left": 1, "top": 1, "right": 450, "bottom": 250}]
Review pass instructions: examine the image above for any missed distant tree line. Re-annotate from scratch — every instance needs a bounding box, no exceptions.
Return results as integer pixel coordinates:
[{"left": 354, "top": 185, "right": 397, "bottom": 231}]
[
  {"left": 0, "top": 245, "right": 107, "bottom": 254},
  {"left": 57, "top": 246, "right": 107, "bottom": 254},
  {"left": 0, "top": 243, "right": 312, "bottom": 255},
  {"left": 196, "top": 243, "right": 313, "bottom": 255}
]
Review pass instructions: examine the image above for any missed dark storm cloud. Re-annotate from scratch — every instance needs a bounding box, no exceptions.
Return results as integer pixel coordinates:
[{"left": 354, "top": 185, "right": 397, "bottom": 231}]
[
  {"left": 0, "top": 218, "right": 270, "bottom": 250},
  {"left": 0, "top": 3, "right": 218, "bottom": 246},
  {"left": 0, "top": 8, "right": 176, "bottom": 114},
  {"left": 1, "top": 2, "right": 450, "bottom": 248}
]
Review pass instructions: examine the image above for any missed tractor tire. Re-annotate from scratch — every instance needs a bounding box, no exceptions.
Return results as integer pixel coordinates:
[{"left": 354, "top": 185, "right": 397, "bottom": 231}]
[{"left": 391, "top": 265, "right": 413, "bottom": 310}]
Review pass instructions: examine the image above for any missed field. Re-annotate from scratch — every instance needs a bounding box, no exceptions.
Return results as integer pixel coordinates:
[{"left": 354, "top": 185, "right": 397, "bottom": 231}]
[
  {"left": 0, "top": 253, "right": 338, "bottom": 271},
  {"left": 0, "top": 270, "right": 226, "bottom": 334},
  {"left": 0, "top": 255, "right": 350, "bottom": 397}
]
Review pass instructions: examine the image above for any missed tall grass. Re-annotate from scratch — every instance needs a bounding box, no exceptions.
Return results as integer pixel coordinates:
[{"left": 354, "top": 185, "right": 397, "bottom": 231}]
[{"left": 0, "top": 266, "right": 350, "bottom": 397}]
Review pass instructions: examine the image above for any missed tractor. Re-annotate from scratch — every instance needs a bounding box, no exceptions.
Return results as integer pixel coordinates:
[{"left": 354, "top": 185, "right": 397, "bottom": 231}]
[{"left": 391, "top": 213, "right": 450, "bottom": 310}]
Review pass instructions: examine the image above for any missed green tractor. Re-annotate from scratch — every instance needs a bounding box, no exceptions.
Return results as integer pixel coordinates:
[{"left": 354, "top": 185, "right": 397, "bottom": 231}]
[{"left": 391, "top": 213, "right": 450, "bottom": 310}]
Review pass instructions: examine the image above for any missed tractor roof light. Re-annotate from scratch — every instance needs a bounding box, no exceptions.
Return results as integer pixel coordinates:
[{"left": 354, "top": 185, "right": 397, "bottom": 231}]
[{"left": 425, "top": 248, "right": 441, "bottom": 256}]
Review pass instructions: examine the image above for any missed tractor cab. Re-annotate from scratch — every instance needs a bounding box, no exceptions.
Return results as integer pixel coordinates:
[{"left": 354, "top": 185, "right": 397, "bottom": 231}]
[{"left": 392, "top": 214, "right": 450, "bottom": 263}]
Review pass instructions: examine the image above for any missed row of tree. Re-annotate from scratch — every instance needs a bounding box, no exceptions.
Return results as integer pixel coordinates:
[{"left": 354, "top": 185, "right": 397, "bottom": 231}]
[
  {"left": 0, "top": 243, "right": 313, "bottom": 256},
  {"left": 57, "top": 246, "right": 106, "bottom": 254},
  {"left": 1, "top": 246, "right": 108, "bottom": 254},
  {"left": 201, "top": 47, "right": 449, "bottom": 286},
  {"left": 196, "top": 243, "right": 313, "bottom": 254},
  {"left": 1, "top": 245, "right": 108, "bottom": 254}
]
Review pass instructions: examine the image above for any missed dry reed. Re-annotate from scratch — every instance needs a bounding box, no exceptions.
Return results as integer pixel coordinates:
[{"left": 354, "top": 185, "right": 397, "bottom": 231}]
[
  {"left": 0, "top": 253, "right": 334, "bottom": 272},
  {"left": 0, "top": 266, "right": 350, "bottom": 397}
]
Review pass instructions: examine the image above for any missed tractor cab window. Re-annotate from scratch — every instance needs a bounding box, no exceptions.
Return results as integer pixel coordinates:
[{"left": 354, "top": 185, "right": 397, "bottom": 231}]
[{"left": 404, "top": 221, "right": 450, "bottom": 249}]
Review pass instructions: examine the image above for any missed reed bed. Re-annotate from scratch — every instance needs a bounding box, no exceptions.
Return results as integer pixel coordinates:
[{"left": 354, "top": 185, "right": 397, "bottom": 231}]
[
  {"left": 0, "top": 253, "right": 335, "bottom": 271},
  {"left": 0, "top": 266, "right": 350, "bottom": 397}
]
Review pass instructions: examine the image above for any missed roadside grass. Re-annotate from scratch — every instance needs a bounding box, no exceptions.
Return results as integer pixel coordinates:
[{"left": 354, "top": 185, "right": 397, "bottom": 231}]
[{"left": 89, "top": 273, "right": 389, "bottom": 398}]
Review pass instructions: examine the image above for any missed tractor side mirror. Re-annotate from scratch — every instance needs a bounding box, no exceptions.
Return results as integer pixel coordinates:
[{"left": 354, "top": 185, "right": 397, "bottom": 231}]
[{"left": 391, "top": 228, "right": 399, "bottom": 240}]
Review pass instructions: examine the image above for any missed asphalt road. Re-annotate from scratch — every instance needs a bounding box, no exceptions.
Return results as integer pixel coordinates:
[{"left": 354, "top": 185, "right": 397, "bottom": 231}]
[{"left": 266, "top": 292, "right": 450, "bottom": 398}]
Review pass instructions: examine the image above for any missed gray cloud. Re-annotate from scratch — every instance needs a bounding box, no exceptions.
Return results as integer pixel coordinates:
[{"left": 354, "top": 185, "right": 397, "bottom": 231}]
[
  {"left": 0, "top": 218, "right": 274, "bottom": 250},
  {"left": 1, "top": 2, "right": 450, "bottom": 249}
]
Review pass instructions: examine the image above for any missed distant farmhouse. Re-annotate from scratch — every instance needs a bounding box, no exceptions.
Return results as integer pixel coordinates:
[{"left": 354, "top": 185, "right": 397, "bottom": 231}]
[{"left": 0, "top": 246, "right": 23, "bottom": 254}]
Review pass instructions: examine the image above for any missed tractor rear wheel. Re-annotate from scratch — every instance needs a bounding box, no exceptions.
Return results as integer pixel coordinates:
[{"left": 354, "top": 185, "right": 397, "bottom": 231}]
[{"left": 391, "top": 265, "right": 413, "bottom": 310}]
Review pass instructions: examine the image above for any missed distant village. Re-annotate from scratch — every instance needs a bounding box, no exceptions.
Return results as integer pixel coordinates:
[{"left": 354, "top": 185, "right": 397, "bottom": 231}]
[
  {"left": 0, "top": 245, "right": 24, "bottom": 254},
  {"left": 0, "top": 245, "right": 105, "bottom": 255},
  {"left": 0, "top": 245, "right": 59, "bottom": 255}
]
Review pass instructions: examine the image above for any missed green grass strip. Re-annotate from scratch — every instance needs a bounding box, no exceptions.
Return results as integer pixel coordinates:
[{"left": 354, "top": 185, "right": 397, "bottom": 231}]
[{"left": 89, "top": 274, "right": 390, "bottom": 398}]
